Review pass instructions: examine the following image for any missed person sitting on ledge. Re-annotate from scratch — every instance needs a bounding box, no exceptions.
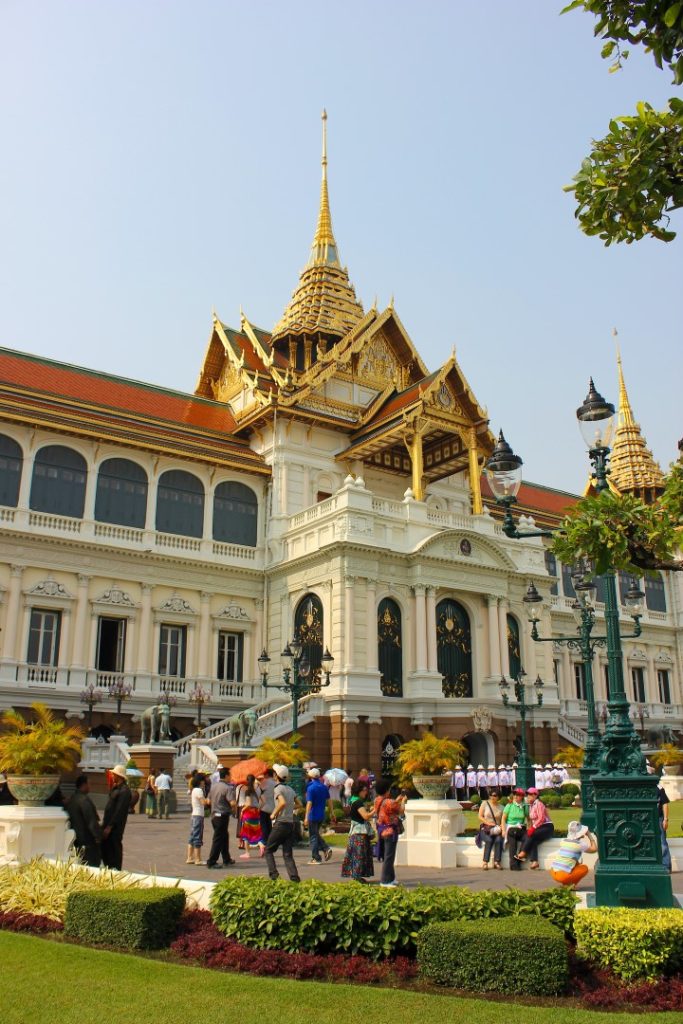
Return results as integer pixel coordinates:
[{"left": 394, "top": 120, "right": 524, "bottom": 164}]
[
  {"left": 549, "top": 820, "right": 597, "bottom": 888},
  {"left": 515, "top": 787, "right": 554, "bottom": 869}
]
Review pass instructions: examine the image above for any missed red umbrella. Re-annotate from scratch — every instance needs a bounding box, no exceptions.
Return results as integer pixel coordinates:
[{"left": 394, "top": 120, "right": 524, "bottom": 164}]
[{"left": 229, "top": 757, "right": 269, "bottom": 786}]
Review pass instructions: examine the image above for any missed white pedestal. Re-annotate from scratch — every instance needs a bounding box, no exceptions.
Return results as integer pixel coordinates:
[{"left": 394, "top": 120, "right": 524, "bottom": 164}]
[
  {"left": 660, "top": 775, "right": 683, "bottom": 801},
  {"left": 395, "top": 799, "right": 466, "bottom": 869},
  {"left": 0, "top": 806, "right": 75, "bottom": 866}
]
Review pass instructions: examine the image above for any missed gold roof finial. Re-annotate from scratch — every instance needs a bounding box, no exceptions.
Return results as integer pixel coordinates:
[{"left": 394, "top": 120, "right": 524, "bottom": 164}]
[
  {"left": 272, "top": 110, "right": 364, "bottom": 348},
  {"left": 609, "top": 341, "right": 665, "bottom": 502},
  {"left": 310, "top": 108, "right": 339, "bottom": 266}
]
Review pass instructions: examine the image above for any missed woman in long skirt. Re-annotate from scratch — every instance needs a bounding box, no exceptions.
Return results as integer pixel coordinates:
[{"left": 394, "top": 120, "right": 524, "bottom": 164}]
[
  {"left": 239, "top": 774, "right": 265, "bottom": 859},
  {"left": 341, "top": 779, "right": 376, "bottom": 882}
]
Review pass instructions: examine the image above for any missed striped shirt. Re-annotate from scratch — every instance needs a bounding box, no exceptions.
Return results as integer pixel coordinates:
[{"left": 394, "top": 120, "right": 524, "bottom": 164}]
[{"left": 551, "top": 837, "right": 589, "bottom": 874}]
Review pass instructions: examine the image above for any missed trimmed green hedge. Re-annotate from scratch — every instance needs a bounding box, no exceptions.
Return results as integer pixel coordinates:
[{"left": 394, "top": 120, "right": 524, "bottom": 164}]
[
  {"left": 209, "top": 877, "right": 577, "bottom": 959},
  {"left": 64, "top": 886, "right": 185, "bottom": 950},
  {"left": 575, "top": 907, "right": 683, "bottom": 982},
  {"left": 417, "top": 916, "right": 569, "bottom": 994}
]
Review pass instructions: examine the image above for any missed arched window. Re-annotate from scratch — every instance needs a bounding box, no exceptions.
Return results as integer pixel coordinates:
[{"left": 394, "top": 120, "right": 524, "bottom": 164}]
[
  {"left": 155, "top": 470, "right": 204, "bottom": 538},
  {"left": 0, "top": 434, "right": 22, "bottom": 508},
  {"left": 294, "top": 593, "right": 323, "bottom": 687},
  {"left": 30, "top": 445, "right": 87, "bottom": 518},
  {"left": 378, "top": 598, "right": 402, "bottom": 696},
  {"left": 645, "top": 573, "right": 667, "bottom": 613},
  {"left": 507, "top": 614, "right": 521, "bottom": 679},
  {"left": 95, "top": 458, "right": 148, "bottom": 528},
  {"left": 436, "top": 599, "right": 472, "bottom": 697},
  {"left": 544, "top": 550, "right": 558, "bottom": 596},
  {"left": 213, "top": 481, "right": 258, "bottom": 546}
]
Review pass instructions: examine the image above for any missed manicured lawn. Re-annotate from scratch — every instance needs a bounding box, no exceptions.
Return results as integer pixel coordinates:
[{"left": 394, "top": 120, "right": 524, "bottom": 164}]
[{"left": 1, "top": 931, "right": 679, "bottom": 1024}]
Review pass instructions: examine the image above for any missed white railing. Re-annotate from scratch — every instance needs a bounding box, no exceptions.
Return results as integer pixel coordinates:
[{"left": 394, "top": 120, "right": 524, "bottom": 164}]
[
  {"left": 155, "top": 531, "right": 202, "bottom": 552},
  {"left": 425, "top": 508, "right": 471, "bottom": 530},
  {"left": 557, "top": 717, "right": 587, "bottom": 747},
  {"left": 29, "top": 510, "right": 82, "bottom": 533},
  {"left": 79, "top": 734, "right": 130, "bottom": 771},
  {"left": 371, "top": 497, "right": 405, "bottom": 517},
  {"left": 172, "top": 695, "right": 288, "bottom": 757},
  {"left": 0, "top": 508, "right": 15, "bottom": 523},
  {"left": 94, "top": 522, "right": 144, "bottom": 543},
  {"left": 212, "top": 540, "right": 257, "bottom": 559},
  {"left": 289, "top": 496, "right": 339, "bottom": 530}
]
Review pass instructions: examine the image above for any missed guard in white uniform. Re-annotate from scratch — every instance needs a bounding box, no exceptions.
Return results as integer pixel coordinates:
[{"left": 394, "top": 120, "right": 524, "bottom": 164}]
[
  {"left": 453, "top": 765, "right": 466, "bottom": 801},
  {"left": 476, "top": 764, "right": 488, "bottom": 799},
  {"left": 466, "top": 764, "right": 477, "bottom": 796},
  {"left": 498, "top": 763, "right": 511, "bottom": 795}
]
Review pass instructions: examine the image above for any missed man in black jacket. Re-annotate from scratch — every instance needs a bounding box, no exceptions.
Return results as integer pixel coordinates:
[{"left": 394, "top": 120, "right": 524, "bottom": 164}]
[
  {"left": 67, "top": 775, "right": 103, "bottom": 867},
  {"left": 101, "top": 764, "right": 132, "bottom": 870}
]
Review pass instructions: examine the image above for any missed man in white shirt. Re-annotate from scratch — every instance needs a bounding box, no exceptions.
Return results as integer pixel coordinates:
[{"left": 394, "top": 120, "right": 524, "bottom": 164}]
[
  {"left": 534, "top": 764, "right": 545, "bottom": 789},
  {"left": 154, "top": 769, "right": 172, "bottom": 819},
  {"left": 497, "top": 764, "right": 511, "bottom": 795},
  {"left": 486, "top": 765, "right": 498, "bottom": 790},
  {"left": 453, "top": 766, "right": 466, "bottom": 800},
  {"left": 476, "top": 765, "right": 488, "bottom": 798},
  {"left": 466, "top": 764, "right": 477, "bottom": 796}
]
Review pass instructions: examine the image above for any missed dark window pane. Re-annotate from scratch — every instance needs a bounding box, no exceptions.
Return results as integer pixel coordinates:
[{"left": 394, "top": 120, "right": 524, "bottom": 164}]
[
  {"left": 30, "top": 445, "right": 87, "bottom": 518},
  {"left": 0, "top": 434, "right": 22, "bottom": 508},
  {"left": 544, "top": 550, "right": 558, "bottom": 595},
  {"left": 378, "top": 598, "right": 402, "bottom": 696},
  {"left": 645, "top": 573, "right": 666, "bottom": 613},
  {"left": 156, "top": 470, "right": 204, "bottom": 537},
  {"left": 159, "top": 624, "right": 186, "bottom": 677},
  {"left": 658, "top": 670, "right": 671, "bottom": 705},
  {"left": 561, "top": 563, "right": 576, "bottom": 599},
  {"left": 294, "top": 594, "right": 323, "bottom": 688},
  {"left": 436, "top": 599, "right": 472, "bottom": 697},
  {"left": 213, "top": 481, "right": 258, "bottom": 546},
  {"left": 95, "top": 458, "right": 148, "bottom": 528},
  {"left": 27, "top": 609, "right": 61, "bottom": 666}
]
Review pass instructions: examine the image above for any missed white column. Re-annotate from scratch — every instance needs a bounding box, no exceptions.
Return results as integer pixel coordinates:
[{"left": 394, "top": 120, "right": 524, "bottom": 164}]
[
  {"left": 562, "top": 647, "right": 572, "bottom": 700},
  {"left": 17, "top": 449, "right": 34, "bottom": 510},
  {"left": 254, "top": 598, "right": 264, "bottom": 662},
  {"left": 123, "top": 617, "right": 135, "bottom": 673},
  {"left": 426, "top": 586, "right": 437, "bottom": 672},
  {"left": 137, "top": 585, "right": 152, "bottom": 672},
  {"left": 302, "top": 464, "right": 311, "bottom": 509},
  {"left": 197, "top": 592, "right": 211, "bottom": 677},
  {"left": 145, "top": 474, "right": 159, "bottom": 532},
  {"left": 498, "top": 598, "right": 510, "bottom": 678},
  {"left": 2, "top": 565, "right": 24, "bottom": 662},
  {"left": 344, "top": 576, "right": 355, "bottom": 670},
  {"left": 59, "top": 611, "right": 71, "bottom": 668},
  {"left": 202, "top": 487, "right": 212, "bottom": 541},
  {"left": 82, "top": 460, "right": 97, "bottom": 522},
  {"left": 414, "top": 584, "right": 427, "bottom": 672},
  {"left": 280, "top": 460, "right": 288, "bottom": 516},
  {"left": 366, "top": 579, "right": 378, "bottom": 671},
  {"left": 186, "top": 624, "right": 196, "bottom": 678},
  {"left": 71, "top": 575, "right": 91, "bottom": 668},
  {"left": 487, "top": 595, "right": 501, "bottom": 678},
  {"left": 646, "top": 652, "right": 656, "bottom": 704}
]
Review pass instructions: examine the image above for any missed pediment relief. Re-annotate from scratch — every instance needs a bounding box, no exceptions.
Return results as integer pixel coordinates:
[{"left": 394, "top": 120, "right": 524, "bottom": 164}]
[
  {"left": 356, "top": 333, "right": 400, "bottom": 387},
  {"left": 211, "top": 359, "right": 243, "bottom": 402},
  {"left": 413, "top": 530, "right": 516, "bottom": 570}
]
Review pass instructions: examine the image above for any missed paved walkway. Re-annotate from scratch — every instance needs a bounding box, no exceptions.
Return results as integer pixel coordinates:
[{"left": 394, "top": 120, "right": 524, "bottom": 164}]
[{"left": 121, "top": 812, "right": 588, "bottom": 891}]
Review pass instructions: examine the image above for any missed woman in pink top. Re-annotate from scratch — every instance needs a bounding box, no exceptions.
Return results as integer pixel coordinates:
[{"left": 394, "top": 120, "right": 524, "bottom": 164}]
[{"left": 515, "top": 787, "right": 554, "bottom": 869}]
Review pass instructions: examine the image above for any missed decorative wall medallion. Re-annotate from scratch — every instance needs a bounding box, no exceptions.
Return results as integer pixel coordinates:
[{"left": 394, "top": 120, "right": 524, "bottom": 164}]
[
  {"left": 159, "top": 594, "right": 195, "bottom": 614},
  {"left": 97, "top": 587, "right": 134, "bottom": 607},
  {"left": 459, "top": 538, "right": 472, "bottom": 556},
  {"left": 471, "top": 705, "right": 492, "bottom": 733},
  {"left": 28, "top": 579, "right": 72, "bottom": 599},
  {"left": 217, "top": 603, "right": 250, "bottom": 620}
]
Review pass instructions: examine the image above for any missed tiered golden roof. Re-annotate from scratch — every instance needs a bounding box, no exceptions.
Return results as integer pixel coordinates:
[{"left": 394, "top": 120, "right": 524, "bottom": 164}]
[
  {"left": 609, "top": 345, "right": 665, "bottom": 502},
  {"left": 271, "top": 111, "right": 365, "bottom": 346}
]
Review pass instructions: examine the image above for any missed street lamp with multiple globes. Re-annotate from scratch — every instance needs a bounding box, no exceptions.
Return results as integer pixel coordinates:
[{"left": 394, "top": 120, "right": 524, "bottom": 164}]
[
  {"left": 188, "top": 684, "right": 209, "bottom": 737},
  {"left": 498, "top": 669, "right": 544, "bottom": 791},
  {"left": 522, "top": 570, "right": 644, "bottom": 831},
  {"left": 80, "top": 684, "right": 104, "bottom": 735},
  {"left": 486, "top": 379, "right": 674, "bottom": 907},
  {"left": 108, "top": 679, "right": 132, "bottom": 734},
  {"left": 258, "top": 635, "right": 334, "bottom": 798}
]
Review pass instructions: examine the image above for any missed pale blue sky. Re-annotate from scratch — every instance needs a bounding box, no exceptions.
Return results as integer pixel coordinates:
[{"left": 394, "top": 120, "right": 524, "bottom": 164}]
[{"left": 0, "top": 1, "right": 679, "bottom": 491}]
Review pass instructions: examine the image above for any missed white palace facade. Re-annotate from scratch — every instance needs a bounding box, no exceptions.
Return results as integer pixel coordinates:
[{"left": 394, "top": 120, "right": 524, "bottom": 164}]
[{"left": 0, "top": 117, "right": 681, "bottom": 772}]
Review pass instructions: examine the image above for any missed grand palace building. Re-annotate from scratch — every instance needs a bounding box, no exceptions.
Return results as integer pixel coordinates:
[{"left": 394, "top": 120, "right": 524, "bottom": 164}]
[{"left": 0, "top": 115, "right": 680, "bottom": 774}]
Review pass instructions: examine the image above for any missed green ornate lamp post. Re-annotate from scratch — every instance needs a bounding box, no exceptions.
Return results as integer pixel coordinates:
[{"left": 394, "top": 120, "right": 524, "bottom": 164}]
[
  {"left": 108, "top": 679, "right": 132, "bottom": 734},
  {"left": 523, "top": 573, "right": 644, "bottom": 831},
  {"left": 188, "top": 685, "right": 208, "bottom": 738},
  {"left": 487, "top": 379, "right": 674, "bottom": 908},
  {"left": 498, "top": 669, "right": 543, "bottom": 791},
  {"left": 258, "top": 636, "right": 334, "bottom": 799}
]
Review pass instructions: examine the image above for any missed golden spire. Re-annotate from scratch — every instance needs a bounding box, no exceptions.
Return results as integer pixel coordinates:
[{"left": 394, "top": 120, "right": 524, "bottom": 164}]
[
  {"left": 609, "top": 335, "right": 665, "bottom": 502},
  {"left": 272, "top": 110, "right": 364, "bottom": 349}
]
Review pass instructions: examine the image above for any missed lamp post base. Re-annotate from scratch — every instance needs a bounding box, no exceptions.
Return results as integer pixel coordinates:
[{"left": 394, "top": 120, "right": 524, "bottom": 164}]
[{"left": 593, "top": 772, "right": 674, "bottom": 908}]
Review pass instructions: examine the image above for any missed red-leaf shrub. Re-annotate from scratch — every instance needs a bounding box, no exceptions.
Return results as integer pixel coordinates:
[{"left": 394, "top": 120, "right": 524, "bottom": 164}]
[
  {"left": 171, "top": 910, "right": 417, "bottom": 985},
  {"left": 0, "top": 910, "right": 63, "bottom": 934},
  {"left": 568, "top": 951, "right": 683, "bottom": 1011}
]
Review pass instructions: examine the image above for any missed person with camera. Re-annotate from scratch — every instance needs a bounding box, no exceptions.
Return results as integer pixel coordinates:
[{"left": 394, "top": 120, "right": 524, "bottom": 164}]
[
  {"left": 478, "top": 788, "right": 504, "bottom": 869},
  {"left": 373, "top": 779, "right": 407, "bottom": 887},
  {"left": 502, "top": 787, "right": 528, "bottom": 870}
]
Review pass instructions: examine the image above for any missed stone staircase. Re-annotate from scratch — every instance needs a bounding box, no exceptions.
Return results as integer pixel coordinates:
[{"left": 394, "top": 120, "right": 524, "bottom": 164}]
[
  {"left": 557, "top": 716, "right": 587, "bottom": 747},
  {"left": 171, "top": 692, "right": 322, "bottom": 774}
]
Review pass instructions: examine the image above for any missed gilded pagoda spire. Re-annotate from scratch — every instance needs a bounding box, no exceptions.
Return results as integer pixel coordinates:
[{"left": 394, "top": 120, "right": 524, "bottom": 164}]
[
  {"left": 272, "top": 111, "right": 364, "bottom": 353},
  {"left": 609, "top": 333, "right": 665, "bottom": 503}
]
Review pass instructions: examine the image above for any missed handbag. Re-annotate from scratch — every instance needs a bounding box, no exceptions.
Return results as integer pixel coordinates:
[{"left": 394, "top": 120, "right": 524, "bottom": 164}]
[{"left": 474, "top": 828, "right": 484, "bottom": 849}]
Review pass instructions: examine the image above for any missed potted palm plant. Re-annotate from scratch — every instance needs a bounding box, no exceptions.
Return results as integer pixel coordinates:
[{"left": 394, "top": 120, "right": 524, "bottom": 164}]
[
  {"left": 0, "top": 703, "right": 83, "bottom": 806},
  {"left": 255, "top": 733, "right": 310, "bottom": 767},
  {"left": 553, "top": 744, "right": 584, "bottom": 780},
  {"left": 395, "top": 732, "right": 466, "bottom": 799}
]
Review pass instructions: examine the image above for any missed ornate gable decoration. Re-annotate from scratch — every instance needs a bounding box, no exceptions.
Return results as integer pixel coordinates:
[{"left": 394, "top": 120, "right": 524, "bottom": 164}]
[
  {"left": 28, "top": 578, "right": 72, "bottom": 599},
  {"left": 215, "top": 603, "right": 251, "bottom": 621},
  {"left": 96, "top": 586, "right": 135, "bottom": 607},
  {"left": 158, "top": 594, "right": 196, "bottom": 615},
  {"left": 356, "top": 334, "right": 400, "bottom": 388}
]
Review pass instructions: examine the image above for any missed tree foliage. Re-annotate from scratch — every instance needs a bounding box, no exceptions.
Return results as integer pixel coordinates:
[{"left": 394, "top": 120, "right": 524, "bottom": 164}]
[
  {"left": 563, "top": 0, "right": 683, "bottom": 243},
  {"left": 0, "top": 702, "right": 83, "bottom": 776},
  {"left": 255, "top": 733, "right": 310, "bottom": 767},
  {"left": 550, "top": 461, "right": 683, "bottom": 574}
]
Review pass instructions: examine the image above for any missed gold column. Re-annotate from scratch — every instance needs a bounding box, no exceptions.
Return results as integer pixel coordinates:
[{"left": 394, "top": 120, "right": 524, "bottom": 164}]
[
  {"left": 468, "top": 427, "right": 483, "bottom": 515},
  {"left": 408, "top": 431, "right": 425, "bottom": 501}
]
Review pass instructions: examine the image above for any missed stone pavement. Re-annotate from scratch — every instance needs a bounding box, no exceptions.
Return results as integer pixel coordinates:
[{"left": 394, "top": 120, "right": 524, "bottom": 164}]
[{"left": 120, "top": 811, "right": 593, "bottom": 891}]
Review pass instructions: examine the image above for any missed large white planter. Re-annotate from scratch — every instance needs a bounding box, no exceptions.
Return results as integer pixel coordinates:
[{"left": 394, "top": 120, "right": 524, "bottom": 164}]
[
  {"left": 0, "top": 806, "right": 75, "bottom": 866},
  {"left": 395, "top": 798, "right": 465, "bottom": 869}
]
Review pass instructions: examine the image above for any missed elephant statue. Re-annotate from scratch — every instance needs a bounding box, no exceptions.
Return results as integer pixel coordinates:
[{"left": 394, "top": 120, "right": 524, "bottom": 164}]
[
  {"left": 227, "top": 708, "right": 258, "bottom": 747},
  {"left": 139, "top": 703, "right": 173, "bottom": 744}
]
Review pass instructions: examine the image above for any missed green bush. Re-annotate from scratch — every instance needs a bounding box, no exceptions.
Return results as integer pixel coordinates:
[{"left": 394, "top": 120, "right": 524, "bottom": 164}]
[
  {"left": 209, "top": 877, "right": 577, "bottom": 959},
  {"left": 540, "top": 792, "right": 561, "bottom": 808},
  {"left": 561, "top": 782, "right": 580, "bottom": 796},
  {"left": 64, "top": 886, "right": 185, "bottom": 950},
  {"left": 560, "top": 793, "right": 575, "bottom": 807},
  {"left": 417, "top": 916, "right": 568, "bottom": 994},
  {"left": 575, "top": 908, "right": 683, "bottom": 982},
  {"left": 469, "top": 793, "right": 481, "bottom": 806}
]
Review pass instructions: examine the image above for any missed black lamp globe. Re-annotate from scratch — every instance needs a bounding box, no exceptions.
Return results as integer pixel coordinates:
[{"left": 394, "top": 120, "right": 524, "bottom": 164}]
[
  {"left": 523, "top": 582, "right": 543, "bottom": 623},
  {"left": 485, "top": 431, "right": 523, "bottom": 501},
  {"left": 576, "top": 379, "right": 615, "bottom": 451},
  {"left": 624, "top": 582, "right": 645, "bottom": 620}
]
